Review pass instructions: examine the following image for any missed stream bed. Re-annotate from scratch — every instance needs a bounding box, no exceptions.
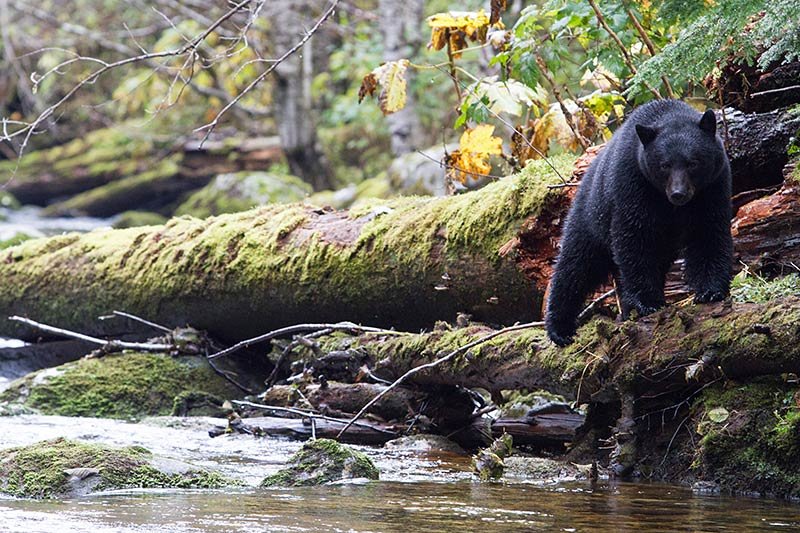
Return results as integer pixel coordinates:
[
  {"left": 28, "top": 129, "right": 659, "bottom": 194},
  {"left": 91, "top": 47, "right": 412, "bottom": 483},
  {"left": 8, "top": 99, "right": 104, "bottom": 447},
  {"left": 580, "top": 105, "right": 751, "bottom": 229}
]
[{"left": 1, "top": 414, "right": 799, "bottom": 532}]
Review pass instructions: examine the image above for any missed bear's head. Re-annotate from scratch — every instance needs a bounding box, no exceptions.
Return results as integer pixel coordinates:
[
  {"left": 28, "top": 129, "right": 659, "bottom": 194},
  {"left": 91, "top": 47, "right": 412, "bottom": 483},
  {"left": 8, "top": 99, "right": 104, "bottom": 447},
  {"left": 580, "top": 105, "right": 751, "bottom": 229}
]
[{"left": 635, "top": 109, "right": 726, "bottom": 206}]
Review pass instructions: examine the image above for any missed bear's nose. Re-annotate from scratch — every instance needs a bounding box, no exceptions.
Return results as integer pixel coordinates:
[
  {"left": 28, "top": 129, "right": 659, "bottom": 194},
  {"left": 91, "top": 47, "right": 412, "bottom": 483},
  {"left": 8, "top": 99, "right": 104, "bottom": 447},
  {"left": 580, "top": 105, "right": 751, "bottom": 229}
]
[{"left": 668, "top": 190, "right": 691, "bottom": 206}]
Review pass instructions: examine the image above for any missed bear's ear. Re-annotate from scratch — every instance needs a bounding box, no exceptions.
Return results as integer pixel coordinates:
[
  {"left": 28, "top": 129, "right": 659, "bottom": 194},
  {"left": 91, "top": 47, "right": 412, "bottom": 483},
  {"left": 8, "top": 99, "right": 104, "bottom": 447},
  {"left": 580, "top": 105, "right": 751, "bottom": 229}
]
[
  {"left": 699, "top": 109, "right": 716, "bottom": 135},
  {"left": 635, "top": 124, "right": 658, "bottom": 146}
]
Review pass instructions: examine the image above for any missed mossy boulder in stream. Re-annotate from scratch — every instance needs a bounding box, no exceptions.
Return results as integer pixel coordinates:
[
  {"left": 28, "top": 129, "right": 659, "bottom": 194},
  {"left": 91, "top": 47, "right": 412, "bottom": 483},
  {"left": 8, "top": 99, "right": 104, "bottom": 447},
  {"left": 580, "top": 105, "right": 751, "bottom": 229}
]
[
  {"left": 0, "top": 438, "right": 233, "bottom": 498},
  {"left": 0, "top": 352, "right": 241, "bottom": 420},
  {"left": 261, "top": 438, "right": 379, "bottom": 487},
  {"left": 175, "top": 171, "right": 311, "bottom": 218},
  {"left": 112, "top": 210, "right": 169, "bottom": 229}
]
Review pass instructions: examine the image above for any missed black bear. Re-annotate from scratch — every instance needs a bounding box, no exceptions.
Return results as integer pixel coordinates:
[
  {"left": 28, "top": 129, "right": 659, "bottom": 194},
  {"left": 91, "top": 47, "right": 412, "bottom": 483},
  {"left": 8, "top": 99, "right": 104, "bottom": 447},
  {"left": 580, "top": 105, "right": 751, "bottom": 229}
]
[{"left": 545, "top": 100, "right": 733, "bottom": 347}]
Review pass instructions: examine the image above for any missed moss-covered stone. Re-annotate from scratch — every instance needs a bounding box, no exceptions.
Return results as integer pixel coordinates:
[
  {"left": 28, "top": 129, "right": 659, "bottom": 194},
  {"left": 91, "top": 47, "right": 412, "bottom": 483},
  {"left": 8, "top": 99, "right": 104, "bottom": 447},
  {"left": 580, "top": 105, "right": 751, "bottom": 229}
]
[
  {"left": 113, "top": 210, "right": 169, "bottom": 229},
  {"left": 260, "top": 438, "right": 379, "bottom": 487},
  {"left": 0, "top": 232, "right": 36, "bottom": 250},
  {"left": 174, "top": 171, "right": 312, "bottom": 218},
  {"left": 693, "top": 380, "right": 800, "bottom": 498},
  {"left": 0, "top": 438, "right": 234, "bottom": 498},
  {"left": 0, "top": 352, "right": 242, "bottom": 420}
]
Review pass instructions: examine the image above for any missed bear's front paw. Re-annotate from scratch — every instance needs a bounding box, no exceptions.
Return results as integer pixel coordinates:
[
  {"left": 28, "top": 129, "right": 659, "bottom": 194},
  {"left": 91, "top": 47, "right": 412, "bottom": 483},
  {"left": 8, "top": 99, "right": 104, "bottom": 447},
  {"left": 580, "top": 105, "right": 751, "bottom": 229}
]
[
  {"left": 631, "top": 301, "right": 663, "bottom": 318},
  {"left": 546, "top": 326, "right": 574, "bottom": 347},
  {"left": 694, "top": 289, "right": 728, "bottom": 304}
]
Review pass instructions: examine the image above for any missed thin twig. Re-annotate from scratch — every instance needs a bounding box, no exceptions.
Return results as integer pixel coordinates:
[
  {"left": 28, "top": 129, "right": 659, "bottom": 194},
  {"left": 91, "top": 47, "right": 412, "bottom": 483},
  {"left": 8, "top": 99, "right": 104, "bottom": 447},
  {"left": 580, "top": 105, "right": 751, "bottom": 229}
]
[
  {"left": 207, "top": 321, "right": 405, "bottom": 360},
  {"left": 336, "top": 321, "right": 544, "bottom": 438},
  {"left": 586, "top": 0, "right": 661, "bottom": 99},
  {"left": 749, "top": 85, "right": 800, "bottom": 98},
  {"left": 9, "top": 315, "right": 172, "bottom": 352},
  {"left": 2, "top": 0, "right": 255, "bottom": 166},
  {"left": 195, "top": 0, "right": 340, "bottom": 144},
  {"left": 577, "top": 289, "right": 616, "bottom": 322},
  {"left": 97, "top": 310, "right": 172, "bottom": 333},
  {"left": 232, "top": 400, "right": 397, "bottom": 435},
  {"left": 622, "top": 4, "right": 674, "bottom": 98},
  {"left": 535, "top": 54, "right": 589, "bottom": 150}
]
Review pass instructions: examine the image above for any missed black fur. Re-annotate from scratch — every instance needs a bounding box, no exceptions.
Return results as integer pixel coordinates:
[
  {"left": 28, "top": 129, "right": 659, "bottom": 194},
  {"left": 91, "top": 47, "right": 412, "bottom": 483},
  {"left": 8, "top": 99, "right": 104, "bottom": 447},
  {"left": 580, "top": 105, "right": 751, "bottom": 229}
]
[{"left": 545, "top": 100, "right": 733, "bottom": 347}]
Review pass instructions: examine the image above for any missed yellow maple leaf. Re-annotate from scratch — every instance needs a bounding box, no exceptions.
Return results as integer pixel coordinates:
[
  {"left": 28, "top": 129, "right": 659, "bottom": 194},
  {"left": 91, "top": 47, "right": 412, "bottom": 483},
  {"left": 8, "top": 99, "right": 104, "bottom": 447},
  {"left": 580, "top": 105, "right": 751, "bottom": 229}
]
[
  {"left": 446, "top": 125, "right": 503, "bottom": 183},
  {"left": 426, "top": 10, "right": 494, "bottom": 56},
  {"left": 358, "top": 60, "right": 409, "bottom": 115}
]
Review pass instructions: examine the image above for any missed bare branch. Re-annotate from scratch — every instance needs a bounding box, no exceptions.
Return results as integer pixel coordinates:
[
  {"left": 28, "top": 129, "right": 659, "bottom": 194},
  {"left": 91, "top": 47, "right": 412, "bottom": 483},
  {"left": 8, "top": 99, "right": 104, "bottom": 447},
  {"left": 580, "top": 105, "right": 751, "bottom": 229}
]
[
  {"left": 9, "top": 315, "right": 173, "bottom": 352},
  {"left": 195, "top": 0, "right": 341, "bottom": 143},
  {"left": 207, "top": 320, "right": 406, "bottom": 361}
]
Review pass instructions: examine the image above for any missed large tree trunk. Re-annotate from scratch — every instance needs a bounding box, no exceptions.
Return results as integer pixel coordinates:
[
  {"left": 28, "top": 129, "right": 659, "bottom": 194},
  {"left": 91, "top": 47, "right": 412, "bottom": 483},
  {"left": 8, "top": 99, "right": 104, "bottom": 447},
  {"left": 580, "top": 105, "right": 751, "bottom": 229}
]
[
  {"left": 0, "top": 156, "right": 576, "bottom": 342},
  {"left": 379, "top": 0, "right": 424, "bottom": 155},
  {"left": 267, "top": 2, "right": 333, "bottom": 191}
]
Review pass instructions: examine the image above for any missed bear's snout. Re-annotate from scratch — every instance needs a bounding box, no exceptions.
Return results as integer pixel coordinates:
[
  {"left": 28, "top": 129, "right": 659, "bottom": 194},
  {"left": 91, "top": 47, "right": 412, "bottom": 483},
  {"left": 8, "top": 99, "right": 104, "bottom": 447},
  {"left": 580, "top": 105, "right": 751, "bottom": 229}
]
[{"left": 666, "top": 172, "right": 695, "bottom": 206}]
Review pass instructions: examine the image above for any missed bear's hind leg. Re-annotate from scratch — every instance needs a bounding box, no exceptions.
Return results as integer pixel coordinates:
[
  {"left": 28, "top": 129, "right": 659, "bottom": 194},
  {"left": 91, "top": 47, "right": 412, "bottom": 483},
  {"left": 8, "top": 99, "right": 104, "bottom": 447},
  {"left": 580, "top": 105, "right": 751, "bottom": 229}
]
[{"left": 546, "top": 233, "right": 612, "bottom": 346}]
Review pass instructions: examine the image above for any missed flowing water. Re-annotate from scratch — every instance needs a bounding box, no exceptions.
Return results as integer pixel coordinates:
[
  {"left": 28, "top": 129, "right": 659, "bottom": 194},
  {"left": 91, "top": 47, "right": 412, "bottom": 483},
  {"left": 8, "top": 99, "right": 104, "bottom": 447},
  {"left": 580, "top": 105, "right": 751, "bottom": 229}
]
[
  {"left": 1, "top": 209, "right": 799, "bottom": 531},
  {"left": 0, "top": 415, "right": 799, "bottom": 532}
]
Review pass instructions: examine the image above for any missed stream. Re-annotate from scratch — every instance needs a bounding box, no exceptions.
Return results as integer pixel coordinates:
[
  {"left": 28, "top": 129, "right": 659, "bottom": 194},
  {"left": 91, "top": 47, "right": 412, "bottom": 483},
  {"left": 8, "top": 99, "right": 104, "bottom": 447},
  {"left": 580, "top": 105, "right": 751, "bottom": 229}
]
[
  {"left": 0, "top": 414, "right": 799, "bottom": 532},
  {"left": 2, "top": 207, "right": 800, "bottom": 531}
]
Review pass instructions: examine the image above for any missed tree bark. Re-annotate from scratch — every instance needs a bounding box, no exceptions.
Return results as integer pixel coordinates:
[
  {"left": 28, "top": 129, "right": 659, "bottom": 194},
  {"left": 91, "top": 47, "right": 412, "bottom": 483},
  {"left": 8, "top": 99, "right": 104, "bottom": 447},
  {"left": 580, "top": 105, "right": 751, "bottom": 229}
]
[
  {"left": 379, "top": 0, "right": 424, "bottom": 155},
  {"left": 267, "top": 2, "right": 334, "bottom": 191}
]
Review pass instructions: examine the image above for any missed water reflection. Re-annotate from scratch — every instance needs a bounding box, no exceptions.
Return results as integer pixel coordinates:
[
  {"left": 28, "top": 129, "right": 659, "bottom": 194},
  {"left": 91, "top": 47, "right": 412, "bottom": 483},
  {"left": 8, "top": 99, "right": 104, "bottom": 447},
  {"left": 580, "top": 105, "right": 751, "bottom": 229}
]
[{"left": 2, "top": 481, "right": 800, "bottom": 532}]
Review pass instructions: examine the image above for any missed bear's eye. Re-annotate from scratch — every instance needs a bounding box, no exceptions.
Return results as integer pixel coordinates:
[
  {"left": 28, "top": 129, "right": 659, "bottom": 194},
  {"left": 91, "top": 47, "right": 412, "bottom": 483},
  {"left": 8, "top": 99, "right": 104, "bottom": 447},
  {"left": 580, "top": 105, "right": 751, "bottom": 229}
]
[
  {"left": 660, "top": 162, "right": 671, "bottom": 172},
  {"left": 687, "top": 160, "right": 699, "bottom": 169}
]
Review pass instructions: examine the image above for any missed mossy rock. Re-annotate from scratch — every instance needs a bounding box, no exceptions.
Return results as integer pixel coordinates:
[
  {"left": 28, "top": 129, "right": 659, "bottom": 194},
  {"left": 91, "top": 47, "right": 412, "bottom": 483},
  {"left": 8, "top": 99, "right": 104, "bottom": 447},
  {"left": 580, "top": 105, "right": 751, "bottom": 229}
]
[
  {"left": 0, "top": 352, "right": 242, "bottom": 420},
  {"left": 174, "top": 171, "right": 312, "bottom": 218},
  {"left": 260, "top": 438, "right": 379, "bottom": 487},
  {"left": 693, "top": 380, "right": 800, "bottom": 498},
  {"left": 0, "top": 191, "right": 20, "bottom": 209},
  {"left": 0, "top": 231, "right": 37, "bottom": 250},
  {"left": 0, "top": 438, "right": 234, "bottom": 498},
  {"left": 112, "top": 210, "right": 169, "bottom": 229}
]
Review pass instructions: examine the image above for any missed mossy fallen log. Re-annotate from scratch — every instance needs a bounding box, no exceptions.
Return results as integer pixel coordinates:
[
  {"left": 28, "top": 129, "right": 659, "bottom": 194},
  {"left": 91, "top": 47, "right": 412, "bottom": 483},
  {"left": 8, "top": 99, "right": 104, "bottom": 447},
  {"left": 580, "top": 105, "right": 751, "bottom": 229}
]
[
  {"left": 0, "top": 127, "right": 283, "bottom": 209},
  {"left": 315, "top": 297, "right": 800, "bottom": 400},
  {"left": 0, "top": 155, "right": 576, "bottom": 341}
]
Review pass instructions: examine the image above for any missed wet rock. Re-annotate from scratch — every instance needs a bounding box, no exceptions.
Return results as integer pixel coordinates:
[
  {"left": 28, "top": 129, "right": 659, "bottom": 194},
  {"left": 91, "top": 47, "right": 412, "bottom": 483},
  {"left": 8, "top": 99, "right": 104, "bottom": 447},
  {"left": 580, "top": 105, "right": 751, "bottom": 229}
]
[
  {"left": 0, "top": 437, "right": 234, "bottom": 499},
  {"left": 473, "top": 433, "right": 513, "bottom": 481},
  {"left": 112, "top": 210, "right": 168, "bottom": 229},
  {"left": 503, "top": 457, "right": 593, "bottom": 482},
  {"left": 175, "top": 171, "right": 311, "bottom": 218},
  {"left": 384, "top": 434, "right": 466, "bottom": 455},
  {"left": 260, "top": 438, "right": 379, "bottom": 487}
]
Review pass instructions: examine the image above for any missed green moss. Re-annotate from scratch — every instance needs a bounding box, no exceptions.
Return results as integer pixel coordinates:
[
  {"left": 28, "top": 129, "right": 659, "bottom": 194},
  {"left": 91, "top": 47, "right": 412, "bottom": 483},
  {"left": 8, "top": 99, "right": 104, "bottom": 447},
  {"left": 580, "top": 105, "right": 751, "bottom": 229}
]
[
  {"left": 113, "top": 211, "right": 169, "bottom": 229},
  {"left": 0, "top": 438, "right": 232, "bottom": 498},
  {"left": 0, "top": 232, "right": 36, "bottom": 249},
  {"left": 731, "top": 272, "right": 800, "bottom": 304},
  {"left": 0, "top": 126, "right": 165, "bottom": 188},
  {"left": 694, "top": 380, "right": 800, "bottom": 497},
  {"left": 174, "top": 171, "right": 312, "bottom": 218},
  {"left": 260, "top": 438, "right": 379, "bottom": 487},
  {"left": 0, "top": 352, "right": 241, "bottom": 420}
]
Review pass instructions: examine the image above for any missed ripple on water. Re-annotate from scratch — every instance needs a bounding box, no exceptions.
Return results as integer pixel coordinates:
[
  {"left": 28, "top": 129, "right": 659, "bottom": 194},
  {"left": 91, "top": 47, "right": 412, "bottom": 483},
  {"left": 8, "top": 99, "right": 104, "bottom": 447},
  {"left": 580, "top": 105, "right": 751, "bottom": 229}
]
[{"left": 0, "top": 415, "right": 799, "bottom": 532}]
